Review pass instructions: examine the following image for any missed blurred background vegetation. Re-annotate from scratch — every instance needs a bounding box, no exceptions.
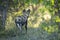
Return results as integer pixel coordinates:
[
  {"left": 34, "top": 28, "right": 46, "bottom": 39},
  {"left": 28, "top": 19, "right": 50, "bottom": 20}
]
[{"left": 0, "top": 0, "right": 60, "bottom": 40}]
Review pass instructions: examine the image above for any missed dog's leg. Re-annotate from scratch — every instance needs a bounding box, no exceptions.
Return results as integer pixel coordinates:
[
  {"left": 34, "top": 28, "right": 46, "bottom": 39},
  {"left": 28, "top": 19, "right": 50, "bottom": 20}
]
[
  {"left": 25, "top": 21, "right": 27, "bottom": 33},
  {"left": 17, "top": 24, "right": 22, "bottom": 32}
]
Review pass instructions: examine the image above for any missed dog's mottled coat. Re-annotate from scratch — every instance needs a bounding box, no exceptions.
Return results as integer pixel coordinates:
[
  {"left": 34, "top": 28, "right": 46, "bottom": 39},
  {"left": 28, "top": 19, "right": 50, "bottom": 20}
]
[{"left": 15, "top": 9, "right": 30, "bottom": 32}]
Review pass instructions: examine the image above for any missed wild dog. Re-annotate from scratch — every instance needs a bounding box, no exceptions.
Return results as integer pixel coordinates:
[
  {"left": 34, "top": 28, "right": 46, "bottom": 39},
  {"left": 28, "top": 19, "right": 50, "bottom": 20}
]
[{"left": 15, "top": 9, "right": 30, "bottom": 33}]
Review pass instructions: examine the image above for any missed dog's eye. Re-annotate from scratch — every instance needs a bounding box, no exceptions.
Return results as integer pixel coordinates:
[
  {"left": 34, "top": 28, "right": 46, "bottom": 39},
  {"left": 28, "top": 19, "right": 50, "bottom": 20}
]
[{"left": 18, "top": 19, "right": 20, "bottom": 21}]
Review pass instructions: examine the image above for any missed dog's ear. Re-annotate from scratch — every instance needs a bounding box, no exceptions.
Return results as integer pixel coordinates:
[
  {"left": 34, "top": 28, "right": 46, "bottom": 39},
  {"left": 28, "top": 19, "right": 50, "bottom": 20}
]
[
  {"left": 27, "top": 9, "right": 30, "bottom": 13},
  {"left": 23, "top": 9, "right": 26, "bottom": 12}
]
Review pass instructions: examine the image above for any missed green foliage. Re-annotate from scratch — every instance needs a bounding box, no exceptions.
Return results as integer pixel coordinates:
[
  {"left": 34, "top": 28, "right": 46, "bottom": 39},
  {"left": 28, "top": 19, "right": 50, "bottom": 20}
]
[
  {"left": 51, "top": 0, "right": 54, "bottom": 5},
  {"left": 0, "top": 0, "right": 58, "bottom": 40},
  {"left": 0, "top": 0, "right": 2, "bottom": 4},
  {"left": 55, "top": 16, "right": 60, "bottom": 22}
]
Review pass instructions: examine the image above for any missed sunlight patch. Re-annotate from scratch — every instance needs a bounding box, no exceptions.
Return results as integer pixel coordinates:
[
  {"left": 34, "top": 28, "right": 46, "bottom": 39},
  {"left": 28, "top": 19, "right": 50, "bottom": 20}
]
[
  {"left": 33, "top": 23, "right": 39, "bottom": 28},
  {"left": 43, "top": 13, "right": 51, "bottom": 21}
]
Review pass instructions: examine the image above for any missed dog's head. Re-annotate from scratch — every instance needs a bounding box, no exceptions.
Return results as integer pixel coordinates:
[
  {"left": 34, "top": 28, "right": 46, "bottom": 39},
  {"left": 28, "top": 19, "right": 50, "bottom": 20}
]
[{"left": 23, "top": 9, "right": 30, "bottom": 17}]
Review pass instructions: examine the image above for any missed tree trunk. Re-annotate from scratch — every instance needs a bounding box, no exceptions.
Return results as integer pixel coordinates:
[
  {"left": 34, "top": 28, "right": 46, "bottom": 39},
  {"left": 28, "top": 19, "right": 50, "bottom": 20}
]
[
  {"left": 55, "top": 0, "right": 60, "bottom": 33},
  {"left": 2, "top": 0, "right": 8, "bottom": 28}
]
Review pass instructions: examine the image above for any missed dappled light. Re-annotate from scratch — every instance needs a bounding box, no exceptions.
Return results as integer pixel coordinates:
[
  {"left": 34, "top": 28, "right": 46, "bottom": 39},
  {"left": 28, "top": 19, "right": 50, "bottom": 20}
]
[
  {"left": 8, "top": 16, "right": 12, "bottom": 23},
  {"left": 5, "top": 2, "right": 58, "bottom": 34},
  {"left": 28, "top": 15, "right": 43, "bottom": 28},
  {"left": 43, "top": 13, "right": 51, "bottom": 21},
  {"left": 43, "top": 25, "right": 58, "bottom": 34},
  {"left": 0, "top": 0, "right": 59, "bottom": 40}
]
